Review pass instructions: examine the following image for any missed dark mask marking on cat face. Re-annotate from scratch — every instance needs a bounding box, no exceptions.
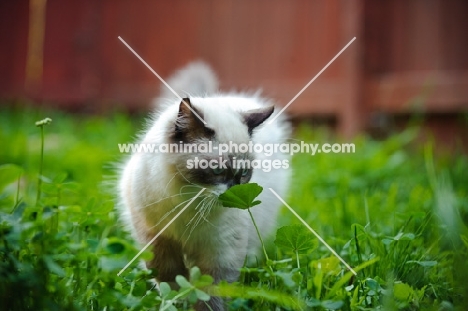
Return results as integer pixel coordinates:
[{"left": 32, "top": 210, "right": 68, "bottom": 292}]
[
  {"left": 176, "top": 154, "right": 253, "bottom": 189},
  {"left": 170, "top": 99, "right": 268, "bottom": 190}
]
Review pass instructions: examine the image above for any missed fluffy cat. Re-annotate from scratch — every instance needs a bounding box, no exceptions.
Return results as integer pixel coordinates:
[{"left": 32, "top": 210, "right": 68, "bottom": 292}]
[{"left": 119, "top": 61, "right": 291, "bottom": 310}]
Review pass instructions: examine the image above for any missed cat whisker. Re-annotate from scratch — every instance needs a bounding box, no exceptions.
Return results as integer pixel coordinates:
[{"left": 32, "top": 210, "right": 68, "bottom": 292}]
[
  {"left": 142, "top": 180, "right": 205, "bottom": 209},
  {"left": 162, "top": 171, "right": 180, "bottom": 193},
  {"left": 142, "top": 190, "right": 199, "bottom": 208},
  {"left": 183, "top": 196, "right": 211, "bottom": 241},
  {"left": 202, "top": 196, "right": 220, "bottom": 227},
  {"left": 189, "top": 196, "right": 210, "bottom": 224},
  {"left": 175, "top": 167, "right": 198, "bottom": 187},
  {"left": 184, "top": 193, "right": 220, "bottom": 241},
  {"left": 179, "top": 184, "right": 205, "bottom": 195},
  {"left": 147, "top": 194, "right": 205, "bottom": 231},
  {"left": 147, "top": 198, "right": 192, "bottom": 230}
]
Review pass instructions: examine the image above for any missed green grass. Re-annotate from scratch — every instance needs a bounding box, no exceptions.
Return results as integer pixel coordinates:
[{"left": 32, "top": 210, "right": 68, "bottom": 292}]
[{"left": 0, "top": 107, "right": 467, "bottom": 310}]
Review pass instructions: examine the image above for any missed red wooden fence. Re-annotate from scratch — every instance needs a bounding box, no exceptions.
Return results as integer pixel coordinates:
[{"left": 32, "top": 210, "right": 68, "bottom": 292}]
[{"left": 1, "top": 0, "right": 467, "bottom": 136}]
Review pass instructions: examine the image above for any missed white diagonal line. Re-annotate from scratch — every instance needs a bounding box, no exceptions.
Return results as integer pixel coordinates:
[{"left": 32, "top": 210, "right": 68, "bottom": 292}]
[
  {"left": 268, "top": 37, "right": 356, "bottom": 124},
  {"left": 117, "top": 188, "right": 206, "bottom": 276},
  {"left": 117, "top": 36, "right": 207, "bottom": 125},
  {"left": 268, "top": 188, "right": 357, "bottom": 275}
]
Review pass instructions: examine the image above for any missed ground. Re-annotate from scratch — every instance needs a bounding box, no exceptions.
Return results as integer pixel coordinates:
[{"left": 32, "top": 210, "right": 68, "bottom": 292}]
[{"left": 0, "top": 107, "right": 467, "bottom": 310}]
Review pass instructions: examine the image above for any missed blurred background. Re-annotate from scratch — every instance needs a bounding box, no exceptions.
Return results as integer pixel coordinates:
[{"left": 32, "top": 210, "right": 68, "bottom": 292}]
[{"left": 1, "top": 0, "right": 467, "bottom": 143}]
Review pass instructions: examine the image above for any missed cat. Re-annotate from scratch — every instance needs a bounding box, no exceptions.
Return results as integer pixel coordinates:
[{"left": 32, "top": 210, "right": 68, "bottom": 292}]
[{"left": 118, "top": 61, "right": 291, "bottom": 310}]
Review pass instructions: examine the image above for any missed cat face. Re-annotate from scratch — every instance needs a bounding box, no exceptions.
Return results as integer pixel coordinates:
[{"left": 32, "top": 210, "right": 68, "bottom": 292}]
[{"left": 170, "top": 98, "right": 273, "bottom": 194}]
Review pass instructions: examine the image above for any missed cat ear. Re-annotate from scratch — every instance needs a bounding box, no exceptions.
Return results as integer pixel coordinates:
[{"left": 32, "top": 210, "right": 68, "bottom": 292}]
[
  {"left": 175, "top": 98, "right": 204, "bottom": 139},
  {"left": 175, "top": 98, "right": 192, "bottom": 136},
  {"left": 243, "top": 106, "right": 274, "bottom": 135},
  {"left": 178, "top": 98, "right": 193, "bottom": 119}
]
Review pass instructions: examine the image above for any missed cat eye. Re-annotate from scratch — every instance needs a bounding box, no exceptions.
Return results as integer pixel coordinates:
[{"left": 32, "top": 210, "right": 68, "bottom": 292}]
[
  {"left": 212, "top": 167, "right": 224, "bottom": 175},
  {"left": 241, "top": 168, "right": 249, "bottom": 177}
]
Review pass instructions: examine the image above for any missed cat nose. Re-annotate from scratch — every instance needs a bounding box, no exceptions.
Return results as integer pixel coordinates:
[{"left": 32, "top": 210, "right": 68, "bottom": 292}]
[{"left": 226, "top": 178, "right": 241, "bottom": 189}]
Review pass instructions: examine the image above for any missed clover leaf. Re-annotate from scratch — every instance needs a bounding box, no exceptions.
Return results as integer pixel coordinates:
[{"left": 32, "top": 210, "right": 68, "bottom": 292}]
[
  {"left": 218, "top": 183, "right": 263, "bottom": 210},
  {"left": 274, "top": 225, "right": 317, "bottom": 254}
]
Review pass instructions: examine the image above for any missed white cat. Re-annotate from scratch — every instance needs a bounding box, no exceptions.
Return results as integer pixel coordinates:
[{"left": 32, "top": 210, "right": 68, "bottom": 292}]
[{"left": 119, "top": 61, "right": 291, "bottom": 310}]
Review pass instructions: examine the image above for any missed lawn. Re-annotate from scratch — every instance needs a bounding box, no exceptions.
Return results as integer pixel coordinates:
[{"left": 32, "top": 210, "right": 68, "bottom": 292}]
[{"left": 1, "top": 107, "right": 467, "bottom": 310}]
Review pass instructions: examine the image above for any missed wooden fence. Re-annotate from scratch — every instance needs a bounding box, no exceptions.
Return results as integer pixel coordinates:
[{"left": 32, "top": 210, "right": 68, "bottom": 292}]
[{"left": 1, "top": 0, "right": 467, "bottom": 136}]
